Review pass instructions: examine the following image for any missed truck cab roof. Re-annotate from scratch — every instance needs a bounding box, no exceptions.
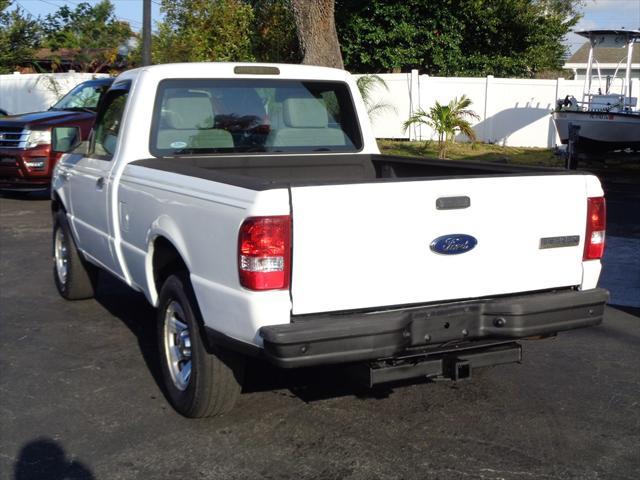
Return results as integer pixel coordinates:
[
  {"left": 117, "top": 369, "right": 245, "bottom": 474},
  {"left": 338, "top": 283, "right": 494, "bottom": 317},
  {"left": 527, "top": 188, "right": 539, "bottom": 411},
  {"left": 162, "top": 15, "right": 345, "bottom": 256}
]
[{"left": 116, "top": 62, "right": 353, "bottom": 83}]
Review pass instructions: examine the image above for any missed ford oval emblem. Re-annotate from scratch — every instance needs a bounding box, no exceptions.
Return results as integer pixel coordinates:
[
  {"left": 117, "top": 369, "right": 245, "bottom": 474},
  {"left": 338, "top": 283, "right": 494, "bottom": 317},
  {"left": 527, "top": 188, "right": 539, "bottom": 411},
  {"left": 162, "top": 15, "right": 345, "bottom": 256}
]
[{"left": 430, "top": 234, "right": 477, "bottom": 255}]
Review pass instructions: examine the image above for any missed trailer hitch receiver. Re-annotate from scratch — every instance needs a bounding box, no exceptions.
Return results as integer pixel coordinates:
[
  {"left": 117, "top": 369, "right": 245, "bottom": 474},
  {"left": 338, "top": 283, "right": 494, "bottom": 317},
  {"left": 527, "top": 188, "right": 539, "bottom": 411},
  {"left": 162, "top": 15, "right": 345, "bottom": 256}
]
[{"left": 446, "top": 359, "right": 471, "bottom": 381}]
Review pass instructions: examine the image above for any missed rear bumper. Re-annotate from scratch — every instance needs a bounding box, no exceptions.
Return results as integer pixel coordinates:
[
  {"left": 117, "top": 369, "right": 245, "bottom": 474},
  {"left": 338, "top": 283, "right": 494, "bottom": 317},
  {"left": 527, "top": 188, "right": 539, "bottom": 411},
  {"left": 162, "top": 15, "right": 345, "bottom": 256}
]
[{"left": 259, "top": 288, "right": 609, "bottom": 368}]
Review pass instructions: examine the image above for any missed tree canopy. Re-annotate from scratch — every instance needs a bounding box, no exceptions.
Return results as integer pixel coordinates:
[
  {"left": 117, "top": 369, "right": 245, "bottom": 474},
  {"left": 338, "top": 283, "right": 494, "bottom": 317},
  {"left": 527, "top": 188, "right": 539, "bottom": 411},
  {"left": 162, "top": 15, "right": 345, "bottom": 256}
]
[
  {"left": 40, "top": 0, "right": 135, "bottom": 71},
  {"left": 41, "top": 1, "right": 132, "bottom": 52},
  {"left": 0, "top": 1, "right": 40, "bottom": 74},
  {"left": 336, "top": 0, "right": 582, "bottom": 77},
  {"left": 153, "top": 0, "right": 300, "bottom": 64},
  {"left": 0, "top": 0, "right": 582, "bottom": 78},
  {"left": 153, "top": 0, "right": 255, "bottom": 63},
  {"left": 0, "top": 0, "right": 135, "bottom": 73},
  {"left": 248, "top": 0, "right": 301, "bottom": 64}
]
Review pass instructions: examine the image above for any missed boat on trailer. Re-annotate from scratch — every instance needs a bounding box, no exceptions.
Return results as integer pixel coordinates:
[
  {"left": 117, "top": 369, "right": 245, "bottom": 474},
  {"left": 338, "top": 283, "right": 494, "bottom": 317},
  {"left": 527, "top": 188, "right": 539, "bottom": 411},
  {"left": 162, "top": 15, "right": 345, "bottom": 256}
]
[{"left": 552, "top": 29, "right": 640, "bottom": 153}]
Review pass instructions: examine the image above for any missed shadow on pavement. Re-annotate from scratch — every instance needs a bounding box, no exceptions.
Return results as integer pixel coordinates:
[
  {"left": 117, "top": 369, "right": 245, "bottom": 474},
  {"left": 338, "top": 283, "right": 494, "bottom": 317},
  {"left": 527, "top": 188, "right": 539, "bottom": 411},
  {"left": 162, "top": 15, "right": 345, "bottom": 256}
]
[
  {"left": 0, "top": 189, "right": 50, "bottom": 201},
  {"left": 92, "top": 271, "right": 163, "bottom": 395},
  {"left": 242, "top": 358, "right": 420, "bottom": 403},
  {"left": 13, "top": 437, "right": 94, "bottom": 480},
  {"left": 93, "top": 267, "right": 640, "bottom": 408},
  {"left": 610, "top": 304, "right": 640, "bottom": 318},
  {"left": 91, "top": 270, "right": 415, "bottom": 406}
]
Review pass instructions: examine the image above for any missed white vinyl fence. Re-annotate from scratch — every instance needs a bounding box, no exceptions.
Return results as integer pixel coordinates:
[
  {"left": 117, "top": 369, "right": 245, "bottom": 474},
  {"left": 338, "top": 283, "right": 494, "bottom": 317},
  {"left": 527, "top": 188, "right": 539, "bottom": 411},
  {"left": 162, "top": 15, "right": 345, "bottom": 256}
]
[
  {"left": 3, "top": 71, "right": 638, "bottom": 149},
  {"left": 0, "top": 72, "right": 110, "bottom": 115},
  {"left": 356, "top": 71, "right": 640, "bottom": 148}
]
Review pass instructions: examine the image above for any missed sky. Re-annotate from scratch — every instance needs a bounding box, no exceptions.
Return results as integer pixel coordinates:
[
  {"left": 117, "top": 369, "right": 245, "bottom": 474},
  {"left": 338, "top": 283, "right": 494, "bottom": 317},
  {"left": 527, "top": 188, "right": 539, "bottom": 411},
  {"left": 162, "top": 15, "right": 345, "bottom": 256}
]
[
  {"left": 13, "top": 0, "right": 163, "bottom": 32},
  {"left": 11, "top": 0, "right": 640, "bottom": 52},
  {"left": 565, "top": 0, "right": 640, "bottom": 54}
]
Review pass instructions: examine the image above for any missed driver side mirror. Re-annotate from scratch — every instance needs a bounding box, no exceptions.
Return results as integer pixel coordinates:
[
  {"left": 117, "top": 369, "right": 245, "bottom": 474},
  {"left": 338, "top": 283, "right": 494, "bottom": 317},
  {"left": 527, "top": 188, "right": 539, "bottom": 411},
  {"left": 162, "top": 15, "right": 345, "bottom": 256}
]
[{"left": 51, "top": 126, "right": 84, "bottom": 154}]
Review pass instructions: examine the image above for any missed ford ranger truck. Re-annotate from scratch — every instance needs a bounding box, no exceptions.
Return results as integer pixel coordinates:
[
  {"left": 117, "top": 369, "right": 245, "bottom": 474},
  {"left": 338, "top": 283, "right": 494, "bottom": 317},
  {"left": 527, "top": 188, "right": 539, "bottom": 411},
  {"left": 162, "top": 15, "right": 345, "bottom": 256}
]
[
  {"left": 0, "top": 77, "right": 112, "bottom": 191},
  {"left": 49, "top": 63, "right": 609, "bottom": 418}
]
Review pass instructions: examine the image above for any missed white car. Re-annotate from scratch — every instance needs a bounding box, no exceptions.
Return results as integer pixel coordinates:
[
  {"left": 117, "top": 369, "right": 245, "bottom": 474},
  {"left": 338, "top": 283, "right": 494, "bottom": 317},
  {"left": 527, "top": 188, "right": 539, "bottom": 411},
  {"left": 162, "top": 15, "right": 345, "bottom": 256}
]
[{"left": 50, "top": 63, "right": 609, "bottom": 417}]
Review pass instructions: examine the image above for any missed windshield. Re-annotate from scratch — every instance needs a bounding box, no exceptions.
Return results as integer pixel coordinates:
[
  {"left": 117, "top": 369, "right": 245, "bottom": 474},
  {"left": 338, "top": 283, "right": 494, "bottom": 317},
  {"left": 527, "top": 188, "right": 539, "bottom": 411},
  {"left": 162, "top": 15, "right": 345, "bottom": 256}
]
[
  {"left": 150, "top": 79, "right": 362, "bottom": 156},
  {"left": 52, "top": 81, "right": 111, "bottom": 111}
]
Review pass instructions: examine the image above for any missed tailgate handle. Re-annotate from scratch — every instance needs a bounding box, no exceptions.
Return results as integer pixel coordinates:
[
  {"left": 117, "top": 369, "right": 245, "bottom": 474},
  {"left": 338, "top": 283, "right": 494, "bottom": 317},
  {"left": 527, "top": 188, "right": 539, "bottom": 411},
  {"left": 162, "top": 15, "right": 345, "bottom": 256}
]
[{"left": 436, "top": 196, "right": 470, "bottom": 210}]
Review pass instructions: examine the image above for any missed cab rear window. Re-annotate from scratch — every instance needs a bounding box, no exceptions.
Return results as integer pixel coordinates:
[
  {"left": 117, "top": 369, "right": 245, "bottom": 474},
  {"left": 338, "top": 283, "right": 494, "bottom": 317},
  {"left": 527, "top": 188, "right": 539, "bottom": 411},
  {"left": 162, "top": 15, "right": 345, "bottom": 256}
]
[{"left": 150, "top": 79, "right": 363, "bottom": 156}]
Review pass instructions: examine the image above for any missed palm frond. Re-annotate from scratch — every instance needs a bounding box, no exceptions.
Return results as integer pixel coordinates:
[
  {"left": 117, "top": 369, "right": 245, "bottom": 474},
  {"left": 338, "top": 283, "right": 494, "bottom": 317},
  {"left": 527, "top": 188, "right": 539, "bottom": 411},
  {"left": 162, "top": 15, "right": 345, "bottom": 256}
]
[
  {"left": 403, "top": 94, "right": 479, "bottom": 157},
  {"left": 454, "top": 119, "right": 477, "bottom": 142},
  {"left": 402, "top": 108, "right": 434, "bottom": 133},
  {"left": 357, "top": 74, "right": 395, "bottom": 121},
  {"left": 448, "top": 95, "right": 479, "bottom": 120},
  {"left": 367, "top": 101, "right": 397, "bottom": 118},
  {"left": 356, "top": 74, "right": 389, "bottom": 104}
]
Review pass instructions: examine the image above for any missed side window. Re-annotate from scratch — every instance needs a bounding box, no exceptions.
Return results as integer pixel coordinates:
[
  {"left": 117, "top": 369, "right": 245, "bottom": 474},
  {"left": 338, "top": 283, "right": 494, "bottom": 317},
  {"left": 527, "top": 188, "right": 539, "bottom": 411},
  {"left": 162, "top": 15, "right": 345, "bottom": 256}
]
[{"left": 92, "top": 91, "right": 128, "bottom": 159}]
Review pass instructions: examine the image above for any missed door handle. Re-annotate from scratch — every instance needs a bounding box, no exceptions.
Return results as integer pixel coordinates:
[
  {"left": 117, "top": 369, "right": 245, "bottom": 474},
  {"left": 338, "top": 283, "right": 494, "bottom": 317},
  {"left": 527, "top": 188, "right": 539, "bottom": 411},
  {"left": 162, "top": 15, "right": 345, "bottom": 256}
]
[{"left": 96, "top": 177, "right": 105, "bottom": 190}]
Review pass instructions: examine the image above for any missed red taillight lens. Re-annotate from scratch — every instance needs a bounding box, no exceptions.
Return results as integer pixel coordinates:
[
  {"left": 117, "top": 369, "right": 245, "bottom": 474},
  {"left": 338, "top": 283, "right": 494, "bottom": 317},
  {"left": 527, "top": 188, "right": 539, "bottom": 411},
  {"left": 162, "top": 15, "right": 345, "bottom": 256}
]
[
  {"left": 584, "top": 197, "right": 606, "bottom": 260},
  {"left": 238, "top": 216, "right": 291, "bottom": 290}
]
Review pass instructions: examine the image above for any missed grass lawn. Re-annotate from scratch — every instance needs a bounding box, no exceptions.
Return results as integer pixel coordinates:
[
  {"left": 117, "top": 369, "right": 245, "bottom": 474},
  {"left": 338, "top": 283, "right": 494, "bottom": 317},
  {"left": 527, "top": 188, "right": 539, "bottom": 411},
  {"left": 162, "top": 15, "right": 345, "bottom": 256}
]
[
  {"left": 377, "top": 139, "right": 564, "bottom": 167},
  {"left": 377, "top": 140, "right": 640, "bottom": 172}
]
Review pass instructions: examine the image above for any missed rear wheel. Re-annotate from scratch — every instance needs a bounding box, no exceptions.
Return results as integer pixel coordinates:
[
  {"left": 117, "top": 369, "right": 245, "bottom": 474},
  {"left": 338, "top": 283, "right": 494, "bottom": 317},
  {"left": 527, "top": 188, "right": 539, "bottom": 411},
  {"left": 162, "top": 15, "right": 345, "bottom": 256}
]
[
  {"left": 52, "top": 211, "right": 98, "bottom": 300},
  {"left": 157, "top": 273, "right": 244, "bottom": 418}
]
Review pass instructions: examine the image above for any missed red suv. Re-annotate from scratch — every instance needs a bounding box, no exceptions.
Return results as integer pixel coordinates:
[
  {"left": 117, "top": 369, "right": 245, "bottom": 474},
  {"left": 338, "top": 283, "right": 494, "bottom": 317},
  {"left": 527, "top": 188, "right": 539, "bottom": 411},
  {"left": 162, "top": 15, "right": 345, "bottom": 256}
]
[{"left": 0, "top": 77, "right": 113, "bottom": 191}]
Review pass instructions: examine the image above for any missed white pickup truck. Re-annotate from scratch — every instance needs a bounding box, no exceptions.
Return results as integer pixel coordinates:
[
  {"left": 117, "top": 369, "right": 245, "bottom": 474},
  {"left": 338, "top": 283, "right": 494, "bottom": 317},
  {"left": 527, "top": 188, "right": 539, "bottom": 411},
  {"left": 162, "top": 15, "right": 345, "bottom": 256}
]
[{"left": 50, "top": 63, "right": 609, "bottom": 418}]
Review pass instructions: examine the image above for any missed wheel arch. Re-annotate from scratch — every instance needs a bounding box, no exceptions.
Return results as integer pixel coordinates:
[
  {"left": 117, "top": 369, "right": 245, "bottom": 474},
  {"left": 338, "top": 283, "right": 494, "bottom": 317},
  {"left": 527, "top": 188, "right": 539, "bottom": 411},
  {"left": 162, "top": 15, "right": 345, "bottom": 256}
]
[
  {"left": 149, "top": 234, "right": 220, "bottom": 355},
  {"left": 146, "top": 233, "right": 191, "bottom": 307},
  {"left": 51, "top": 190, "right": 68, "bottom": 215}
]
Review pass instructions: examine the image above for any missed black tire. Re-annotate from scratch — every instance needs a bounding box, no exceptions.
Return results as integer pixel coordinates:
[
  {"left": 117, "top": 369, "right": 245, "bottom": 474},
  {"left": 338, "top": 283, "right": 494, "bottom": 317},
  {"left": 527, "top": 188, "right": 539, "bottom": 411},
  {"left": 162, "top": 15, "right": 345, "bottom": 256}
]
[
  {"left": 157, "top": 273, "right": 244, "bottom": 418},
  {"left": 52, "top": 210, "right": 98, "bottom": 300}
]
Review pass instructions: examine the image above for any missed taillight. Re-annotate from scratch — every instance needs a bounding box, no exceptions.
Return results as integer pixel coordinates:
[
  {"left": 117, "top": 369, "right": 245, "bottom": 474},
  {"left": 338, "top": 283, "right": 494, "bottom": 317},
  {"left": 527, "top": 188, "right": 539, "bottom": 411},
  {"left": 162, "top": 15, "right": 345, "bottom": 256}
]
[
  {"left": 238, "top": 216, "right": 291, "bottom": 290},
  {"left": 584, "top": 197, "right": 606, "bottom": 260}
]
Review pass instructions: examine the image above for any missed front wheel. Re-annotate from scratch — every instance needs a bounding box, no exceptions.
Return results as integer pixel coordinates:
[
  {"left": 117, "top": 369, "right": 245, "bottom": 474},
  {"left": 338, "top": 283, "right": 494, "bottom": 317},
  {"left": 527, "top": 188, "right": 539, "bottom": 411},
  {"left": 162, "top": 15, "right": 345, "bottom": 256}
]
[
  {"left": 52, "top": 210, "right": 98, "bottom": 300},
  {"left": 157, "top": 273, "right": 244, "bottom": 418}
]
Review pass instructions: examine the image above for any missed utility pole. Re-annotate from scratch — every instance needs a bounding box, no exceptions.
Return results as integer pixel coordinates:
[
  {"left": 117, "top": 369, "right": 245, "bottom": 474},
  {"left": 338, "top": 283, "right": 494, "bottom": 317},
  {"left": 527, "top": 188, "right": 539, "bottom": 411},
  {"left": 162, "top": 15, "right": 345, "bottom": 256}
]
[{"left": 142, "top": 0, "right": 151, "bottom": 66}]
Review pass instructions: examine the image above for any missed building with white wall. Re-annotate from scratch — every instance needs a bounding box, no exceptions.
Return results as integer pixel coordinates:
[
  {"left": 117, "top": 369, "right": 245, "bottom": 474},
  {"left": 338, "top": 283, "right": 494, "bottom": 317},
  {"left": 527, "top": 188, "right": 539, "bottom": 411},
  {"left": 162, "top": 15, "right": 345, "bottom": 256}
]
[{"left": 564, "top": 42, "right": 640, "bottom": 81}]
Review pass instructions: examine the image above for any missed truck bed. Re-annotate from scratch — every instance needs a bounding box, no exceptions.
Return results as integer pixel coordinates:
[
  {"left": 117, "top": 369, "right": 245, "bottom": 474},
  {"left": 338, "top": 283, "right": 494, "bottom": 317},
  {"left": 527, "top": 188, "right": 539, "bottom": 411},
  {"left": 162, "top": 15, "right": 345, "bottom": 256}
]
[
  {"left": 127, "top": 152, "right": 593, "bottom": 315},
  {"left": 131, "top": 154, "right": 575, "bottom": 190}
]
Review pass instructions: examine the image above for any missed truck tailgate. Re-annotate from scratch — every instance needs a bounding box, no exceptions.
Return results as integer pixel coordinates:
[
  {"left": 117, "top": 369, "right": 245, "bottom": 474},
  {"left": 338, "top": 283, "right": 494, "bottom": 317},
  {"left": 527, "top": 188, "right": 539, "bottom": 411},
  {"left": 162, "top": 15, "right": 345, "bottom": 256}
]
[{"left": 290, "top": 174, "right": 588, "bottom": 315}]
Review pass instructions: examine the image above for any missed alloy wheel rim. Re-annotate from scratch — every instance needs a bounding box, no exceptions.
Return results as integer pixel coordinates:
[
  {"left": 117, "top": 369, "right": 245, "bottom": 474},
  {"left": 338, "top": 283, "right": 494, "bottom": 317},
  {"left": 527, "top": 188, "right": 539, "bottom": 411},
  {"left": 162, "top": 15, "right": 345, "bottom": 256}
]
[
  {"left": 163, "top": 300, "right": 192, "bottom": 391},
  {"left": 54, "top": 227, "right": 69, "bottom": 285}
]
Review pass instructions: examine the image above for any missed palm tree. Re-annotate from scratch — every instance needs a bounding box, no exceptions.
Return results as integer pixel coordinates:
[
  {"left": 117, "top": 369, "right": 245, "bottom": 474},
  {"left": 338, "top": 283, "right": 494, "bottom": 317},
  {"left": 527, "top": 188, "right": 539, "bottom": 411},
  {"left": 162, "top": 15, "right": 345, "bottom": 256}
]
[
  {"left": 356, "top": 74, "right": 397, "bottom": 120},
  {"left": 403, "top": 95, "right": 479, "bottom": 159}
]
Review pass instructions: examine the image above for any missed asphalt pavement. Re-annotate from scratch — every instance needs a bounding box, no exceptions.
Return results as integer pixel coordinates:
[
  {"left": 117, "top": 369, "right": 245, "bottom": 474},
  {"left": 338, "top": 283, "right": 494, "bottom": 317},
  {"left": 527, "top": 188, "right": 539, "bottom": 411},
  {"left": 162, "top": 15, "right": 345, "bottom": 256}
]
[{"left": 1, "top": 167, "right": 639, "bottom": 480}]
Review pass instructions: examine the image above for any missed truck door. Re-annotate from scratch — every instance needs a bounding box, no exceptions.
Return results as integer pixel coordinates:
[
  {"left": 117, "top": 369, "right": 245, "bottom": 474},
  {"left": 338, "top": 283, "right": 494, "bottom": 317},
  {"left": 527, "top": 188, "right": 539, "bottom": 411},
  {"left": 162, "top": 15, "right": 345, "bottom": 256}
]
[{"left": 68, "top": 83, "right": 129, "bottom": 279}]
